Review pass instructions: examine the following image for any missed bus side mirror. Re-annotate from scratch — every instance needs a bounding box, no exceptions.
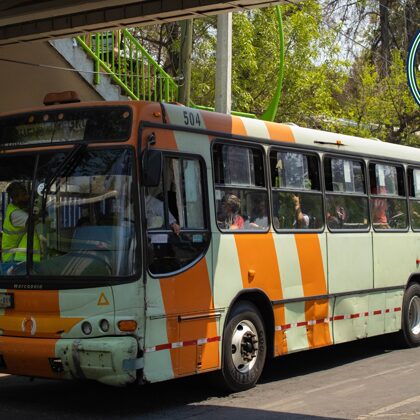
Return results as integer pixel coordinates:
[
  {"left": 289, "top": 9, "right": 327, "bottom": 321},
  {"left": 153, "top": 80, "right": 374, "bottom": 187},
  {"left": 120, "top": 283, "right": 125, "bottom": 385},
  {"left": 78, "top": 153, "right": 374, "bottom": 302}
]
[{"left": 141, "top": 149, "right": 162, "bottom": 187}]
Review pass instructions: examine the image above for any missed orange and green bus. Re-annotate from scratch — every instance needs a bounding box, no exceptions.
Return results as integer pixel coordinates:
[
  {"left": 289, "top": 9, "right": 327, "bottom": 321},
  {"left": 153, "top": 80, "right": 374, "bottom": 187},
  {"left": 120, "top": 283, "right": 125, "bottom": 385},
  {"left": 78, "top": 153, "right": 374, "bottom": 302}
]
[{"left": 0, "top": 92, "right": 419, "bottom": 391}]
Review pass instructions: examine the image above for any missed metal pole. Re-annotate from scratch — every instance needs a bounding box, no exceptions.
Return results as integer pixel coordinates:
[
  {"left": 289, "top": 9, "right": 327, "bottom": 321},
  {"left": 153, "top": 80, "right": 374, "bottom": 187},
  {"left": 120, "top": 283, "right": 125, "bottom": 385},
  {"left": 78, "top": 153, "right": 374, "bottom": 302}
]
[{"left": 215, "top": 12, "right": 232, "bottom": 114}]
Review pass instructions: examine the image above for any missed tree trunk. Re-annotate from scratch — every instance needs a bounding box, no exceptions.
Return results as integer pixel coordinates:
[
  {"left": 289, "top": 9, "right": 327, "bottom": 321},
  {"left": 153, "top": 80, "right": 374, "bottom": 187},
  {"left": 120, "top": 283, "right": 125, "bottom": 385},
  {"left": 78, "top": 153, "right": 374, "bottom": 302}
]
[{"left": 379, "top": 0, "right": 390, "bottom": 77}]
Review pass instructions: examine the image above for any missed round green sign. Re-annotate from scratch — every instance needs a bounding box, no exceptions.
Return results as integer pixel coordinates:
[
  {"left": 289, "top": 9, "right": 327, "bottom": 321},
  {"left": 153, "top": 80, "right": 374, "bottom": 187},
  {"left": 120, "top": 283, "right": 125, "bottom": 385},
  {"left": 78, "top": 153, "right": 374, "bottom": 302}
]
[{"left": 407, "top": 30, "right": 420, "bottom": 107}]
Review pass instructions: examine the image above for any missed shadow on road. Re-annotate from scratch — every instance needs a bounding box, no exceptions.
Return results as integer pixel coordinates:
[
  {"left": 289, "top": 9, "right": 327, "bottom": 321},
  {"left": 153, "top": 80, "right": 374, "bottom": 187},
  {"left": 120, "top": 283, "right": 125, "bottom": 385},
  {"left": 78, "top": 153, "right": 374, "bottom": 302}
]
[
  {"left": 0, "top": 334, "right": 401, "bottom": 419},
  {"left": 261, "top": 333, "right": 401, "bottom": 384}
]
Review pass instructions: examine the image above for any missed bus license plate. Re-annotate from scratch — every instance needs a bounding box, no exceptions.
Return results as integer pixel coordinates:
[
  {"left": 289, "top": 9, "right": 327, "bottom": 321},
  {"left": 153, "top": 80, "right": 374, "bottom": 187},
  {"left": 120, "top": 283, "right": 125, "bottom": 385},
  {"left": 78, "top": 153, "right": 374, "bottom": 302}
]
[{"left": 0, "top": 293, "right": 13, "bottom": 309}]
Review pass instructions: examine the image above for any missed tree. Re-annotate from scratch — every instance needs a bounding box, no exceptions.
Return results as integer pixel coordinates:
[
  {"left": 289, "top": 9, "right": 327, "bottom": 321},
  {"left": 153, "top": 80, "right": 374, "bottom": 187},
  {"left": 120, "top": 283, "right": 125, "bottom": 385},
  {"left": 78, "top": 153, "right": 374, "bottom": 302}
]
[
  {"left": 130, "top": 1, "right": 419, "bottom": 144},
  {"left": 326, "top": 0, "right": 420, "bottom": 144}
]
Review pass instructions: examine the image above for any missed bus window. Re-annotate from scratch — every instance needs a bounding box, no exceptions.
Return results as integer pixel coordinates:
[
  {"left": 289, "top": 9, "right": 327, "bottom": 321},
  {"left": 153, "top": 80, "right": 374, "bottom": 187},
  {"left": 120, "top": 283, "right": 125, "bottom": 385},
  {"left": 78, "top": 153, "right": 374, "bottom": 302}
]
[
  {"left": 270, "top": 150, "right": 323, "bottom": 231},
  {"left": 213, "top": 143, "right": 268, "bottom": 231},
  {"left": 407, "top": 168, "right": 420, "bottom": 230},
  {"left": 369, "top": 163, "right": 407, "bottom": 230},
  {"left": 325, "top": 157, "right": 369, "bottom": 230},
  {"left": 147, "top": 155, "right": 209, "bottom": 276}
]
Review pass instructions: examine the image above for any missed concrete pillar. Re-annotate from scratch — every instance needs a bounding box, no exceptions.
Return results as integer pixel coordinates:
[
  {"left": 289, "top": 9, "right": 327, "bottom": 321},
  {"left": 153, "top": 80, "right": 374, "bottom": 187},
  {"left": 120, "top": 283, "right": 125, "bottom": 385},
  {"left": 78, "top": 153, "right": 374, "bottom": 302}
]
[{"left": 215, "top": 12, "right": 232, "bottom": 114}]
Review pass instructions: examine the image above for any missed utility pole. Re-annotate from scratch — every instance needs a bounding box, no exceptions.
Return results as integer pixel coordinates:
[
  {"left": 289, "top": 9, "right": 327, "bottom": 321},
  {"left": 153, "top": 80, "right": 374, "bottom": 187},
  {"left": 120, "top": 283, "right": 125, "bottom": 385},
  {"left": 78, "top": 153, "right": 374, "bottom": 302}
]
[
  {"left": 215, "top": 12, "right": 232, "bottom": 114},
  {"left": 178, "top": 19, "right": 193, "bottom": 105}
]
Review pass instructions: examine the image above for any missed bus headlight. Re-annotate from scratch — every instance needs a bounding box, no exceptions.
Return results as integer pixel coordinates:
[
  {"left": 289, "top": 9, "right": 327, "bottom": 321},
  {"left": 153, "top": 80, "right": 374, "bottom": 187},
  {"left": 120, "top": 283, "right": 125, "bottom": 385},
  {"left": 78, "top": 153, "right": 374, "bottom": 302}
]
[
  {"left": 99, "top": 319, "right": 110, "bottom": 332},
  {"left": 81, "top": 321, "right": 92, "bottom": 335}
]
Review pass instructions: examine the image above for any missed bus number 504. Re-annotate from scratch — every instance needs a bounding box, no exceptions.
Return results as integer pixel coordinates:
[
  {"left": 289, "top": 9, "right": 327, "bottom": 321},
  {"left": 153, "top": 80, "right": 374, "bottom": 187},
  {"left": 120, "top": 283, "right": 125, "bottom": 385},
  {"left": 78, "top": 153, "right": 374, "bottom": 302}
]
[{"left": 183, "top": 110, "right": 202, "bottom": 127}]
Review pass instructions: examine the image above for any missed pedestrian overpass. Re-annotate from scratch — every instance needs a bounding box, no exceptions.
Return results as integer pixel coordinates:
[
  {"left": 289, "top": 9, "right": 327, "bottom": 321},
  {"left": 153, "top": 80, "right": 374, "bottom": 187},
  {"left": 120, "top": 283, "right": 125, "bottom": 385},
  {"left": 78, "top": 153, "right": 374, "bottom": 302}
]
[
  {"left": 0, "top": 0, "right": 285, "bottom": 114},
  {"left": 0, "top": 0, "right": 282, "bottom": 45}
]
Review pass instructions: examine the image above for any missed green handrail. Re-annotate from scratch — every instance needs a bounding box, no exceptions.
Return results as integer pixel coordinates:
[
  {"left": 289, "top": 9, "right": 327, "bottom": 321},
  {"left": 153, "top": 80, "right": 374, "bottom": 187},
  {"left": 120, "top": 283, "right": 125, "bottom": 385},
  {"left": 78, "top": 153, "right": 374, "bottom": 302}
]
[
  {"left": 76, "top": 29, "right": 179, "bottom": 102},
  {"left": 260, "top": 6, "right": 284, "bottom": 122},
  {"left": 192, "top": 103, "right": 257, "bottom": 119},
  {"left": 76, "top": 28, "right": 257, "bottom": 118},
  {"left": 75, "top": 10, "right": 283, "bottom": 121}
]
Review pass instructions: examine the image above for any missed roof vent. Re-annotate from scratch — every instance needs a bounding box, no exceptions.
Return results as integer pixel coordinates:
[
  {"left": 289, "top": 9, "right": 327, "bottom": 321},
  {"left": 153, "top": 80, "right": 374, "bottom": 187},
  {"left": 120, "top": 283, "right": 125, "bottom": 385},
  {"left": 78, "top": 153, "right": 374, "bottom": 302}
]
[{"left": 43, "top": 91, "right": 80, "bottom": 106}]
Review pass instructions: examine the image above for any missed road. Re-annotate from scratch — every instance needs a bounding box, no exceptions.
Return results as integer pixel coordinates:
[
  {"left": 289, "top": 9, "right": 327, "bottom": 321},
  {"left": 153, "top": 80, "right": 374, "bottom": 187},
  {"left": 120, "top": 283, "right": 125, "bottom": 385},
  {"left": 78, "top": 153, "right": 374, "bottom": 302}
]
[{"left": 0, "top": 334, "right": 419, "bottom": 419}]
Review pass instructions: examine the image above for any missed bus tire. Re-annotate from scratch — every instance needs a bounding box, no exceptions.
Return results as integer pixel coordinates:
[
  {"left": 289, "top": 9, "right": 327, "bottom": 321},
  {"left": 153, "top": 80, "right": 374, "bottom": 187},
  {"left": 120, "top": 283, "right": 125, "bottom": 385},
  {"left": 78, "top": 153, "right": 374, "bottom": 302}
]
[
  {"left": 221, "top": 301, "right": 266, "bottom": 392},
  {"left": 401, "top": 283, "right": 420, "bottom": 347}
]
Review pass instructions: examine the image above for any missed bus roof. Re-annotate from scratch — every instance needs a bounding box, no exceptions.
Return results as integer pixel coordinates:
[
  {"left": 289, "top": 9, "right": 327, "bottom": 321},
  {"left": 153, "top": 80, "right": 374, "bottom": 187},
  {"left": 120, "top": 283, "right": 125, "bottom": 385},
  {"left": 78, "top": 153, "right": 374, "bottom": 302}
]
[{"left": 1, "top": 99, "right": 419, "bottom": 164}]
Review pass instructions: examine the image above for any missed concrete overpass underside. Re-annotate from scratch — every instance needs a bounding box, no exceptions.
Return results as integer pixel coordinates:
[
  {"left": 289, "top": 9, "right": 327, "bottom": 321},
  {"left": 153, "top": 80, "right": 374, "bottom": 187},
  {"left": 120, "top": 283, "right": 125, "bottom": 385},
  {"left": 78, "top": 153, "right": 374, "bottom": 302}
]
[{"left": 0, "top": 0, "right": 282, "bottom": 46}]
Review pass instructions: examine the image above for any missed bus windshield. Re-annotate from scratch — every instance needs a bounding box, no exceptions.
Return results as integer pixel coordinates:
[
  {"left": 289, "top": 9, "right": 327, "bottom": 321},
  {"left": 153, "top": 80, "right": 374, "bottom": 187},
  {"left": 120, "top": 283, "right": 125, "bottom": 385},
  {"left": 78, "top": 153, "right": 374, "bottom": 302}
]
[{"left": 0, "top": 147, "right": 137, "bottom": 279}]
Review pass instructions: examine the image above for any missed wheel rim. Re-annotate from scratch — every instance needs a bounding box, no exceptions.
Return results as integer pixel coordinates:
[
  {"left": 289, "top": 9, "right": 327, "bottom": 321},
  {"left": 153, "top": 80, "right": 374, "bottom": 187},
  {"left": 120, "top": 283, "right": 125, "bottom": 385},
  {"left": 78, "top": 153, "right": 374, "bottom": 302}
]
[
  {"left": 408, "top": 295, "right": 420, "bottom": 335},
  {"left": 230, "top": 319, "right": 259, "bottom": 373}
]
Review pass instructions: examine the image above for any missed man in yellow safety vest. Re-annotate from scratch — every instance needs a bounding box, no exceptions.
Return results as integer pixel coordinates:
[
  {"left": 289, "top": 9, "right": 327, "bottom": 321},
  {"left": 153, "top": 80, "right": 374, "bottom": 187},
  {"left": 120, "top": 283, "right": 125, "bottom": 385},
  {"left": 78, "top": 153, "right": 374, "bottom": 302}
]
[{"left": 1, "top": 182, "right": 40, "bottom": 268}]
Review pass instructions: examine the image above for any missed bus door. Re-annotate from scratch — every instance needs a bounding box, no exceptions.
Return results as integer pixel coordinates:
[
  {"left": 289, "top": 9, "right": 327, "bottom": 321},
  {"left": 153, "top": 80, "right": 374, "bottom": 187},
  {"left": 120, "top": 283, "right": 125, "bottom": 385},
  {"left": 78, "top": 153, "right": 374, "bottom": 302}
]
[{"left": 142, "top": 142, "right": 215, "bottom": 381}]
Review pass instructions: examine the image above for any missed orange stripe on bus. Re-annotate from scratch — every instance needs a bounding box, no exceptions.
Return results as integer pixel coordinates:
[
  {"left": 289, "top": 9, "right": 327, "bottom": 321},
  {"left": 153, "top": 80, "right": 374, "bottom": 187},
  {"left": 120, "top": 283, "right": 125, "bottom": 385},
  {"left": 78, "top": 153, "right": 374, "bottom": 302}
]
[
  {"left": 144, "top": 127, "right": 178, "bottom": 151},
  {"left": 140, "top": 104, "right": 178, "bottom": 151},
  {"left": 7, "top": 290, "right": 60, "bottom": 313},
  {"left": 0, "top": 337, "right": 59, "bottom": 379},
  {"left": 234, "top": 233, "right": 288, "bottom": 355},
  {"left": 201, "top": 110, "right": 233, "bottom": 135},
  {"left": 304, "top": 299, "right": 331, "bottom": 348},
  {"left": 1, "top": 290, "right": 81, "bottom": 338},
  {"left": 294, "top": 235, "right": 327, "bottom": 296},
  {"left": 265, "top": 122, "right": 295, "bottom": 143},
  {"left": 273, "top": 305, "right": 288, "bottom": 356},
  {"left": 294, "top": 234, "right": 332, "bottom": 348},
  {"left": 231, "top": 116, "right": 248, "bottom": 137},
  {"left": 160, "top": 258, "right": 219, "bottom": 375},
  {"left": 138, "top": 102, "right": 163, "bottom": 123}
]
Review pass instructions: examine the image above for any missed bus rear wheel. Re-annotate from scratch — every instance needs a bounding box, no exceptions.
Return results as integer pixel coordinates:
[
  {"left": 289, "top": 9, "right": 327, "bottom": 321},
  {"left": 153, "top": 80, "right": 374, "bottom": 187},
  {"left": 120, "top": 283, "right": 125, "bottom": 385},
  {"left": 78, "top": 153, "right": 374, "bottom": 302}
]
[
  {"left": 221, "top": 301, "right": 266, "bottom": 392},
  {"left": 401, "top": 283, "right": 420, "bottom": 347}
]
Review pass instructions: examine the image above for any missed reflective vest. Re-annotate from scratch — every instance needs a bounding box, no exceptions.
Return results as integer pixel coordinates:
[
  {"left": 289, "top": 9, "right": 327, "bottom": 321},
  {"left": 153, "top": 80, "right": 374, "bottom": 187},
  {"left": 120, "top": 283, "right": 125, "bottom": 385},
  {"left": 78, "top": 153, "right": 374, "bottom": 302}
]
[
  {"left": 2, "top": 203, "right": 26, "bottom": 262},
  {"left": 1, "top": 203, "right": 40, "bottom": 263},
  {"left": 14, "top": 232, "right": 40, "bottom": 262}
]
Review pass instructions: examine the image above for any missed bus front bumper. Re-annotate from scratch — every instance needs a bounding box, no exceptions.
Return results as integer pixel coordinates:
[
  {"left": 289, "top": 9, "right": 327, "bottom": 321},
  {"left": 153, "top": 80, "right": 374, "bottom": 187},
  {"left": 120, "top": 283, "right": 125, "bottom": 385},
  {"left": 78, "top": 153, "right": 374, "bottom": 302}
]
[{"left": 0, "top": 335, "right": 142, "bottom": 386}]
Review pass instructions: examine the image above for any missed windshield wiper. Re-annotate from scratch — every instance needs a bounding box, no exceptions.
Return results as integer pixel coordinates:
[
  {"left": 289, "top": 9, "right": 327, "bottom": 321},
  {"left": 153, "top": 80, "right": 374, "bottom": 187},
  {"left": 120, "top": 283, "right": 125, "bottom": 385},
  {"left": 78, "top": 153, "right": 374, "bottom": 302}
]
[{"left": 42, "top": 143, "right": 87, "bottom": 196}]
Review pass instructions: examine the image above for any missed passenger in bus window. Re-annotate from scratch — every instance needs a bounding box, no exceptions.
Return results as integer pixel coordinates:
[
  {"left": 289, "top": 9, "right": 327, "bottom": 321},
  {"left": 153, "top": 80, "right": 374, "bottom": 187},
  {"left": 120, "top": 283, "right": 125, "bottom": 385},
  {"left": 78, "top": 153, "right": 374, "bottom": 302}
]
[
  {"left": 218, "top": 193, "right": 244, "bottom": 230},
  {"left": 145, "top": 188, "right": 180, "bottom": 235},
  {"left": 292, "top": 194, "right": 310, "bottom": 229},
  {"left": 372, "top": 198, "right": 389, "bottom": 228},
  {"left": 410, "top": 204, "right": 420, "bottom": 229},
  {"left": 327, "top": 204, "right": 347, "bottom": 229},
  {"left": 371, "top": 186, "right": 389, "bottom": 229},
  {"left": 247, "top": 198, "right": 268, "bottom": 229}
]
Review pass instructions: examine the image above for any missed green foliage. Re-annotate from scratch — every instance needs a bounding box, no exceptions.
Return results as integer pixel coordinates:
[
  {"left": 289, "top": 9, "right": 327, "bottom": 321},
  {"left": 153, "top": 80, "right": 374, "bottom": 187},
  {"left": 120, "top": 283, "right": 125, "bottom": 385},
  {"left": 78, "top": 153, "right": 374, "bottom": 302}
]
[
  {"left": 339, "top": 50, "right": 420, "bottom": 145},
  {"left": 279, "top": 0, "right": 349, "bottom": 129},
  {"left": 190, "top": 18, "right": 217, "bottom": 107},
  {"left": 131, "top": 0, "right": 419, "bottom": 145},
  {"left": 190, "top": 2, "right": 349, "bottom": 128}
]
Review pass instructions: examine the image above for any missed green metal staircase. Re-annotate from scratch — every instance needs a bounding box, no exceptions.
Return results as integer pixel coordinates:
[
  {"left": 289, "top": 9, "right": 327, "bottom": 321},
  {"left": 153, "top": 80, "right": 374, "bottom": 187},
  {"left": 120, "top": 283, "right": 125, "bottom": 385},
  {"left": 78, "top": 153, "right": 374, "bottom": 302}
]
[
  {"left": 77, "top": 29, "right": 178, "bottom": 103},
  {"left": 76, "top": 7, "right": 284, "bottom": 120}
]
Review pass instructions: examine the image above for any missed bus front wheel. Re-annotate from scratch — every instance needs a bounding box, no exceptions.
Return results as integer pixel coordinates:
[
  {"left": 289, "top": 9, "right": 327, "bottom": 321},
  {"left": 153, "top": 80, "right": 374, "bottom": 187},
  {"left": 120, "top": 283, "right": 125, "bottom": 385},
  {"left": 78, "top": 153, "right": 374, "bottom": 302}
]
[
  {"left": 401, "top": 283, "right": 420, "bottom": 347},
  {"left": 221, "top": 301, "right": 266, "bottom": 392}
]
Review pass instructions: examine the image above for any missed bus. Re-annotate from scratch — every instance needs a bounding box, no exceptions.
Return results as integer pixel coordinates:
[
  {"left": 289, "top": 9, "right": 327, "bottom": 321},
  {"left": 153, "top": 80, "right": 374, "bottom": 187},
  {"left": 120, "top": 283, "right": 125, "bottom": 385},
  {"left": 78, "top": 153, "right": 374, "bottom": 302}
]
[{"left": 0, "top": 91, "right": 419, "bottom": 391}]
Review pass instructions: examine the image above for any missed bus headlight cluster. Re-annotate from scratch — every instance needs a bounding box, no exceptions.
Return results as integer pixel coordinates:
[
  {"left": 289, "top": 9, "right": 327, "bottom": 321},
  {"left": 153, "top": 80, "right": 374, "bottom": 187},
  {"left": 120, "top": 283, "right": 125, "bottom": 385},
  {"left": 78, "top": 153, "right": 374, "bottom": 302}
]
[{"left": 81, "top": 319, "right": 111, "bottom": 335}]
